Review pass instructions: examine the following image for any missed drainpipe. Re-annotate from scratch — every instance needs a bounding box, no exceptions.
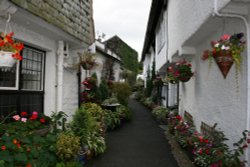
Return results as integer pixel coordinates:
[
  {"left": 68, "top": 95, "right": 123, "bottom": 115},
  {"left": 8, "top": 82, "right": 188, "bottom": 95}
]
[
  {"left": 213, "top": 0, "right": 250, "bottom": 163},
  {"left": 56, "top": 41, "right": 64, "bottom": 112}
]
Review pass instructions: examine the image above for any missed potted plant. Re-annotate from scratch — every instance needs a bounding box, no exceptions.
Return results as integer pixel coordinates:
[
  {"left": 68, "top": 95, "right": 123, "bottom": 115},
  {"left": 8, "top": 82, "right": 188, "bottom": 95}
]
[
  {"left": 202, "top": 33, "right": 245, "bottom": 78},
  {"left": 167, "top": 60, "right": 194, "bottom": 83},
  {"left": 78, "top": 52, "right": 97, "bottom": 70},
  {"left": 0, "top": 32, "right": 24, "bottom": 68}
]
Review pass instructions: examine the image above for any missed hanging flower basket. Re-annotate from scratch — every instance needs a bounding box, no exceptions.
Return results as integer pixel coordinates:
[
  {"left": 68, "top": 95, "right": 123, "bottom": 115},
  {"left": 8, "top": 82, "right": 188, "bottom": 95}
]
[
  {"left": 179, "top": 74, "right": 193, "bottom": 82},
  {"left": 202, "top": 33, "right": 245, "bottom": 78},
  {"left": 0, "top": 51, "right": 16, "bottom": 67},
  {"left": 214, "top": 51, "right": 234, "bottom": 78},
  {"left": 78, "top": 51, "right": 97, "bottom": 70},
  {"left": 167, "top": 60, "right": 194, "bottom": 83},
  {"left": 0, "top": 32, "right": 24, "bottom": 68}
]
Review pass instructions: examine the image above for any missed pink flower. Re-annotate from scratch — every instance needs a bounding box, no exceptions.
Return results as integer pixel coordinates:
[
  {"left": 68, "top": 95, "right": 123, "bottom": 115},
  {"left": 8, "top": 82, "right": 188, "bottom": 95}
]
[
  {"left": 21, "top": 118, "right": 27, "bottom": 122},
  {"left": 32, "top": 111, "right": 38, "bottom": 115},
  {"left": 211, "top": 41, "right": 218, "bottom": 46},
  {"left": 220, "top": 34, "right": 230, "bottom": 41},
  {"left": 13, "top": 115, "right": 20, "bottom": 121}
]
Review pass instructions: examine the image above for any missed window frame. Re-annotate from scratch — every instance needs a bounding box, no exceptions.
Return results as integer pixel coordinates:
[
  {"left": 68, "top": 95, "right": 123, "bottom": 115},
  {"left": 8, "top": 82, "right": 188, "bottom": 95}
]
[
  {"left": 0, "top": 62, "right": 20, "bottom": 90},
  {"left": 0, "top": 45, "right": 46, "bottom": 115}
]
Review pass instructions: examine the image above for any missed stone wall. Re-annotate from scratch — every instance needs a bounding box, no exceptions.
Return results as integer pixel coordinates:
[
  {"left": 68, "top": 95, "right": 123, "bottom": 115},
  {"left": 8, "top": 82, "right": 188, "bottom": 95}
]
[{"left": 9, "top": 0, "right": 94, "bottom": 45}]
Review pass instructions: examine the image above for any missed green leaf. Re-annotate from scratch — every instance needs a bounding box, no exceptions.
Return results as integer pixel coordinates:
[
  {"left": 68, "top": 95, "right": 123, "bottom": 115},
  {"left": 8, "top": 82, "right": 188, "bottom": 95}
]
[
  {"left": 14, "top": 153, "right": 27, "bottom": 163},
  {"left": 0, "top": 151, "right": 12, "bottom": 162}
]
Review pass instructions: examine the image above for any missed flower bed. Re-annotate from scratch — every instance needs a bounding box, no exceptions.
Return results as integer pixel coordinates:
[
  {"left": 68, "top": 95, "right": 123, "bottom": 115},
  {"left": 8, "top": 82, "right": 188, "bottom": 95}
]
[{"left": 167, "top": 113, "right": 250, "bottom": 167}]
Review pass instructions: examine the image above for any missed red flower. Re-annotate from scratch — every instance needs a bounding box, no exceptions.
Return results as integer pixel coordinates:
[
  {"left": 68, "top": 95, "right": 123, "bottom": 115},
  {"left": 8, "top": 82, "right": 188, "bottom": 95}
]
[
  {"left": 175, "top": 115, "right": 182, "bottom": 120},
  {"left": 205, "top": 149, "right": 210, "bottom": 155},
  {"left": 0, "top": 40, "right": 4, "bottom": 46},
  {"left": 40, "top": 118, "right": 46, "bottom": 123},
  {"left": 198, "top": 136, "right": 204, "bottom": 142},
  {"left": 211, "top": 40, "right": 218, "bottom": 46},
  {"left": 30, "top": 114, "right": 38, "bottom": 120},
  {"left": 12, "top": 52, "right": 22, "bottom": 61},
  {"left": 243, "top": 144, "right": 248, "bottom": 149},
  {"left": 17, "top": 143, "right": 21, "bottom": 148},
  {"left": 21, "top": 111, "right": 28, "bottom": 117},
  {"left": 1, "top": 145, "right": 6, "bottom": 151},
  {"left": 12, "top": 43, "right": 24, "bottom": 51},
  {"left": 247, "top": 138, "right": 250, "bottom": 144},
  {"left": 4, "top": 32, "right": 14, "bottom": 44},
  {"left": 220, "top": 34, "right": 230, "bottom": 41},
  {"left": 26, "top": 163, "right": 32, "bottom": 167},
  {"left": 204, "top": 139, "right": 209, "bottom": 143},
  {"left": 13, "top": 139, "right": 18, "bottom": 145},
  {"left": 174, "top": 70, "right": 180, "bottom": 77}
]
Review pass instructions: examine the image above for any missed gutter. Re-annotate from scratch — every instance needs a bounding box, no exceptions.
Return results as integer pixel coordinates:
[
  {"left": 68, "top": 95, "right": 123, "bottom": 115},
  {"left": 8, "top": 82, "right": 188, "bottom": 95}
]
[
  {"left": 213, "top": 0, "right": 250, "bottom": 163},
  {"left": 56, "top": 40, "right": 64, "bottom": 112}
]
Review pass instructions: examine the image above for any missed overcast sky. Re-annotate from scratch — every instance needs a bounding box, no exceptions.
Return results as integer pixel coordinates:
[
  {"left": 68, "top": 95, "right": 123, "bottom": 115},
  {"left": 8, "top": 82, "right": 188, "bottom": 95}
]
[{"left": 93, "top": 0, "right": 152, "bottom": 59}]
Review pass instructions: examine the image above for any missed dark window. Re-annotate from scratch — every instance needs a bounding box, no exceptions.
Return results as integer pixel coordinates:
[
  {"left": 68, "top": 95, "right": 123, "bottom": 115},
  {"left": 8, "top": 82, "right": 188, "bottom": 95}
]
[{"left": 0, "top": 46, "right": 45, "bottom": 118}]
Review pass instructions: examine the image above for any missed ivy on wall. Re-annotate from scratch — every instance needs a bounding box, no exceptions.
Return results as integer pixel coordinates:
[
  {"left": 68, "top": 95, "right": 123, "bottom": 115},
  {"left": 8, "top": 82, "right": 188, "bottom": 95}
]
[{"left": 105, "top": 36, "right": 139, "bottom": 86}]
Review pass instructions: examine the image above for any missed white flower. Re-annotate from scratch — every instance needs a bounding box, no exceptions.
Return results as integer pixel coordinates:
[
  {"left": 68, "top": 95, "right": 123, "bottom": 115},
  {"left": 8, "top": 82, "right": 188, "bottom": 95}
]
[
  {"left": 221, "top": 45, "right": 230, "bottom": 50},
  {"left": 215, "top": 43, "right": 220, "bottom": 47}
]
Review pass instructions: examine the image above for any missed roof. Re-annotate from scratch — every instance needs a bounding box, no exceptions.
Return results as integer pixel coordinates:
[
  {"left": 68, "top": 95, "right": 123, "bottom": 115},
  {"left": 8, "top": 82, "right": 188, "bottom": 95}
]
[{"left": 141, "top": 0, "right": 167, "bottom": 62}]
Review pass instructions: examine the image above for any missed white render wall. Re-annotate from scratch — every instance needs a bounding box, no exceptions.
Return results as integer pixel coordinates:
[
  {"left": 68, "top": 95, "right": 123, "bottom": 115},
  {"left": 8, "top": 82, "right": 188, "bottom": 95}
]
[
  {"left": 0, "top": 17, "right": 81, "bottom": 118},
  {"left": 178, "top": 19, "right": 247, "bottom": 147},
  {"left": 167, "top": 0, "right": 230, "bottom": 60},
  {"left": 155, "top": 10, "right": 167, "bottom": 72}
]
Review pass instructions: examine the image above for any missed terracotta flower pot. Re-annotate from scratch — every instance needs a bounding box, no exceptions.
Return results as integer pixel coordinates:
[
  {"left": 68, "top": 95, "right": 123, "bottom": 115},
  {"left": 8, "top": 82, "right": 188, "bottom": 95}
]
[
  {"left": 214, "top": 53, "right": 234, "bottom": 78},
  {"left": 179, "top": 75, "right": 192, "bottom": 82}
]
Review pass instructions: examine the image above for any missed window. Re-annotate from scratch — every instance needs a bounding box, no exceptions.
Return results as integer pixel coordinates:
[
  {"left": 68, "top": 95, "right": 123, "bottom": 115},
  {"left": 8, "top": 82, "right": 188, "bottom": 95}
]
[{"left": 0, "top": 46, "right": 45, "bottom": 118}]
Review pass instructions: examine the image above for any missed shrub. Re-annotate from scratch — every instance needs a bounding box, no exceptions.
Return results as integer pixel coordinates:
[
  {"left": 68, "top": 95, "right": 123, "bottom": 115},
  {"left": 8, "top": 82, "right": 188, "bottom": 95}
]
[
  {"left": 98, "top": 79, "right": 109, "bottom": 102},
  {"left": 111, "top": 82, "right": 132, "bottom": 106},
  {"left": 71, "top": 103, "right": 106, "bottom": 156},
  {"left": 56, "top": 132, "right": 81, "bottom": 161},
  {"left": 0, "top": 112, "right": 58, "bottom": 166},
  {"left": 152, "top": 106, "right": 169, "bottom": 124}
]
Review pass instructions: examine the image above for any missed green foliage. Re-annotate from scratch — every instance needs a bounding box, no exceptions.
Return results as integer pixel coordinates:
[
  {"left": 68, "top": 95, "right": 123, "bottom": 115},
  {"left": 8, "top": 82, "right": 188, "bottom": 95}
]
[
  {"left": 0, "top": 121, "right": 58, "bottom": 166},
  {"left": 105, "top": 36, "right": 139, "bottom": 86},
  {"left": 71, "top": 103, "right": 106, "bottom": 156},
  {"left": 50, "top": 111, "right": 68, "bottom": 132},
  {"left": 56, "top": 161, "right": 83, "bottom": 167},
  {"left": 152, "top": 106, "right": 169, "bottom": 124},
  {"left": 102, "top": 96, "right": 119, "bottom": 105},
  {"left": 111, "top": 82, "right": 132, "bottom": 106},
  {"left": 104, "top": 109, "right": 121, "bottom": 130},
  {"left": 56, "top": 132, "right": 81, "bottom": 161},
  {"left": 116, "top": 105, "right": 132, "bottom": 121},
  {"left": 98, "top": 79, "right": 109, "bottom": 102}
]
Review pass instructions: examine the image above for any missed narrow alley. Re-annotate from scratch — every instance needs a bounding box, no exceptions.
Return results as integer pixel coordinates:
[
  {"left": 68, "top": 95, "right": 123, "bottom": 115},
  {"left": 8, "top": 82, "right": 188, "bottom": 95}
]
[{"left": 86, "top": 98, "right": 179, "bottom": 167}]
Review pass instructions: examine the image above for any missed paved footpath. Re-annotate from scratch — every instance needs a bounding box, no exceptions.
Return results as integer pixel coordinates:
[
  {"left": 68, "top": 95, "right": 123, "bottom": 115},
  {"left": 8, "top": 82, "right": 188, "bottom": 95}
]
[{"left": 86, "top": 98, "right": 179, "bottom": 167}]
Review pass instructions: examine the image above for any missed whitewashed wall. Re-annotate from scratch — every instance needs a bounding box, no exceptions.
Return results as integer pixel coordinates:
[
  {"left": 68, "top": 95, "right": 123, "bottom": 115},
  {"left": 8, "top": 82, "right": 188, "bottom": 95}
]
[
  {"left": 178, "top": 18, "right": 247, "bottom": 147},
  {"left": 155, "top": 10, "right": 168, "bottom": 72},
  {"left": 167, "top": 0, "right": 230, "bottom": 60},
  {"left": 0, "top": 17, "right": 82, "bottom": 119}
]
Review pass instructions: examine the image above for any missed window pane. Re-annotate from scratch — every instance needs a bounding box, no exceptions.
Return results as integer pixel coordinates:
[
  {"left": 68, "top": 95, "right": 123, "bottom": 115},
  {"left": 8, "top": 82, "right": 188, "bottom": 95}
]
[
  {"left": 0, "top": 94, "right": 18, "bottom": 118},
  {"left": 20, "top": 94, "right": 43, "bottom": 115},
  {"left": 0, "top": 64, "right": 17, "bottom": 88},
  {"left": 21, "top": 47, "right": 44, "bottom": 91}
]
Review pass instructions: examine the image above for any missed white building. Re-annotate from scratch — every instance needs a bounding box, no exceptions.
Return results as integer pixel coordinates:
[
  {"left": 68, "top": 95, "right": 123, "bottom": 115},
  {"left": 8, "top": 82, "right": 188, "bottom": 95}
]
[
  {"left": 142, "top": 0, "right": 250, "bottom": 163},
  {"left": 87, "top": 39, "right": 122, "bottom": 85},
  {"left": 0, "top": 0, "right": 95, "bottom": 119}
]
